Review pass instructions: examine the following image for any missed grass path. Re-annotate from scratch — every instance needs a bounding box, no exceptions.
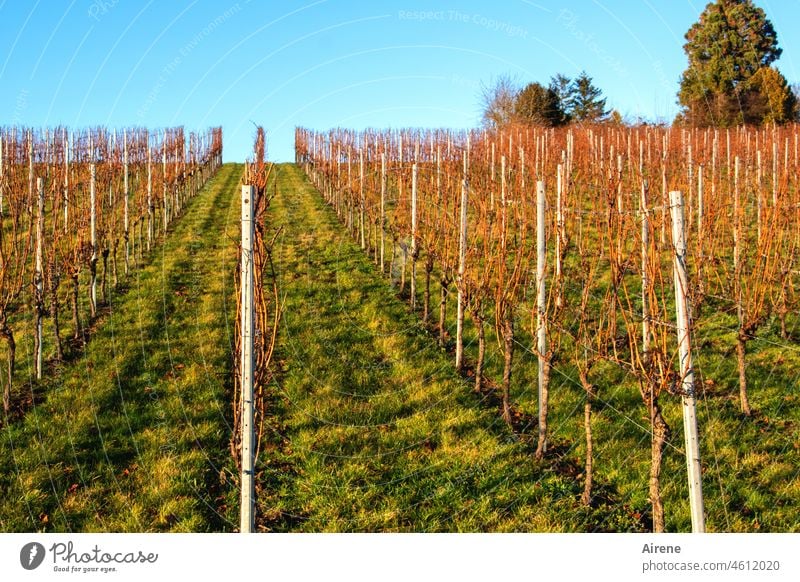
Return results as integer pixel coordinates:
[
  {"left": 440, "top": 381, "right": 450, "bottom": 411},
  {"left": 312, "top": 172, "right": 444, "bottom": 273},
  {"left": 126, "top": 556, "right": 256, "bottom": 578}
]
[
  {"left": 0, "top": 164, "right": 242, "bottom": 532},
  {"left": 257, "top": 164, "right": 645, "bottom": 532}
]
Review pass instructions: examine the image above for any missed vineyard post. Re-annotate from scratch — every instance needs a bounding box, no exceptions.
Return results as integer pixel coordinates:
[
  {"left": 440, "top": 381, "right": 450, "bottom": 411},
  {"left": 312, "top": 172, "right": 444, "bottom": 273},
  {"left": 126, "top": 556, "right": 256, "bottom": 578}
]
[
  {"left": 64, "top": 131, "right": 70, "bottom": 233},
  {"left": 240, "top": 184, "right": 255, "bottom": 534},
  {"left": 455, "top": 171, "right": 468, "bottom": 371},
  {"left": 124, "top": 129, "right": 129, "bottom": 276},
  {"left": 436, "top": 144, "right": 442, "bottom": 202},
  {"left": 697, "top": 164, "right": 704, "bottom": 293},
  {"left": 687, "top": 143, "right": 693, "bottom": 230},
  {"left": 359, "top": 148, "right": 365, "bottom": 250},
  {"left": 661, "top": 140, "right": 667, "bottom": 245},
  {"left": 410, "top": 162, "right": 418, "bottom": 310},
  {"left": 490, "top": 141, "right": 495, "bottom": 209},
  {"left": 757, "top": 149, "right": 763, "bottom": 240},
  {"left": 641, "top": 181, "right": 650, "bottom": 358},
  {"left": 556, "top": 163, "right": 563, "bottom": 309},
  {"left": 616, "top": 154, "right": 623, "bottom": 216},
  {"left": 35, "top": 177, "right": 45, "bottom": 380},
  {"left": 669, "top": 189, "right": 705, "bottom": 533},
  {"left": 347, "top": 146, "right": 353, "bottom": 233},
  {"left": 147, "top": 145, "right": 153, "bottom": 251},
  {"left": 772, "top": 140, "right": 778, "bottom": 208},
  {"left": 535, "top": 180, "right": 548, "bottom": 457},
  {"left": 697, "top": 164, "right": 703, "bottom": 248},
  {"left": 90, "top": 163, "right": 97, "bottom": 317},
  {"left": 336, "top": 144, "right": 341, "bottom": 219},
  {"left": 726, "top": 128, "right": 731, "bottom": 169},
  {"left": 162, "top": 143, "right": 168, "bottom": 234},
  {"left": 380, "top": 152, "right": 386, "bottom": 273},
  {"left": 733, "top": 156, "right": 751, "bottom": 416},
  {"left": 500, "top": 155, "right": 506, "bottom": 237},
  {"left": 176, "top": 141, "right": 182, "bottom": 215},
  {"left": 28, "top": 132, "right": 33, "bottom": 210}
]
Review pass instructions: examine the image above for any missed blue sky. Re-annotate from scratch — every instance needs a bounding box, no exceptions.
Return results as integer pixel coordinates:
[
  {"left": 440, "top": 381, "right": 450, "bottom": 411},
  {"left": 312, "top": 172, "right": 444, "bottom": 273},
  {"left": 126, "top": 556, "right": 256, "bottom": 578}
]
[{"left": 1, "top": 0, "right": 799, "bottom": 162}]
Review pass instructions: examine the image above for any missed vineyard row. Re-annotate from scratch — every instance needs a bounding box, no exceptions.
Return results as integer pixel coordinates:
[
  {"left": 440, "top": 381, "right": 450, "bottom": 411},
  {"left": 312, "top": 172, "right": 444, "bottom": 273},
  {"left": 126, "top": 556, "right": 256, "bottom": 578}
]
[{"left": 294, "top": 123, "right": 800, "bottom": 532}]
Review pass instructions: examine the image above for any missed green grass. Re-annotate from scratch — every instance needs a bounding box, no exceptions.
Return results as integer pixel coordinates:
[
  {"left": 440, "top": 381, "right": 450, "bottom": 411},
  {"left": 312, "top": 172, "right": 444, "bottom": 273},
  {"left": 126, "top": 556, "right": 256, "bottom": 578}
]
[
  {"left": 0, "top": 164, "right": 242, "bottom": 532},
  {"left": 3, "top": 161, "right": 795, "bottom": 533},
  {"left": 302, "top": 167, "right": 800, "bottom": 533},
  {"left": 254, "top": 164, "right": 646, "bottom": 532}
]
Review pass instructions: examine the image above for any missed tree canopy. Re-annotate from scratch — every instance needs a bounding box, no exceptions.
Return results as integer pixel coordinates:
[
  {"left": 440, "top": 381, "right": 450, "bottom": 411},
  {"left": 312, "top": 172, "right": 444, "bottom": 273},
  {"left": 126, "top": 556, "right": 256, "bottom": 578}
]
[
  {"left": 678, "top": 0, "right": 793, "bottom": 126},
  {"left": 568, "top": 72, "right": 608, "bottom": 123},
  {"left": 514, "top": 82, "right": 564, "bottom": 127},
  {"left": 480, "top": 75, "right": 518, "bottom": 129},
  {"left": 480, "top": 72, "right": 608, "bottom": 128}
]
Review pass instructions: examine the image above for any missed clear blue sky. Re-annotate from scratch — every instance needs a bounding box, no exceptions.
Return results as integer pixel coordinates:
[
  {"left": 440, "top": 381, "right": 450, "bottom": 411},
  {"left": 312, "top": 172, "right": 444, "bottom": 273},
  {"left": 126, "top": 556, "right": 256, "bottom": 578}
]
[{"left": 1, "top": 0, "right": 799, "bottom": 162}]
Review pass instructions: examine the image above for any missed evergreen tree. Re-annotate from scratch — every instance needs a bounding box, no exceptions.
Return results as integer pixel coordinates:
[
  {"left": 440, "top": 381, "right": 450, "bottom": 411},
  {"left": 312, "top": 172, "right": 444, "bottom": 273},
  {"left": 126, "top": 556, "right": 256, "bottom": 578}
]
[
  {"left": 744, "top": 66, "right": 795, "bottom": 124},
  {"left": 678, "top": 0, "right": 791, "bottom": 126},
  {"left": 568, "top": 72, "right": 607, "bottom": 123},
  {"left": 549, "top": 74, "right": 574, "bottom": 124},
  {"left": 514, "top": 82, "right": 564, "bottom": 127}
]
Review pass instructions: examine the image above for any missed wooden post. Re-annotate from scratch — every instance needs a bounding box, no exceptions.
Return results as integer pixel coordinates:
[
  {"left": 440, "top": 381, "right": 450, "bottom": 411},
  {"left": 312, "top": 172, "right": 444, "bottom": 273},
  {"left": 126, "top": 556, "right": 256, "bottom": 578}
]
[
  {"left": 410, "top": 162, "right": 417, "bottom": 310},
  {"left": 757, "top": 149, "right": 762, "bottom": 240},
  {"left": 124, "top": 129, "right": 129, "bottom": 275},
  {"left": 347, "top": 147, "right": 353, "bottom": 234},
  {"left": 90, "top": 163, "right": 97, "bottom": 317},
  {"left": 359, "top": 148, "right": 365, "bottom": 249},
  {"left": 697, "top": 164, "right": 703, "bottom": 245},
  {"left": 380, "top": 152, "right": 386, "bottom": 273},
  {"left": 535, "top": 180, "right": 548, "bottom": 457},
  {"left": 641, "top": 180, "right": 650, "bottom": 359},
  {"left": 687, "top": 143, "right": 693, "bottom": 230},
  {"left": 28, "top": 132, "right": 33, "bottom": 212},
  {"left": 500, "top": 155, "right": 506, "bottom": 237},
  {"left": 669, "top": 189, "right": 705, "bottom": 533},
  {"left": 556, "top": 163, "right": 563, "bottom": 309},
  {"left": 661, "top": 146, "right": 667, "bottom": 245},
  {"left": 147, "top": 145, "right": 153, "bottom": 250},
  {"left": 455, "top": 172, "right": 468, "bottom": 370},
  {"left": 436, "top": 145, "right": 442, "bottom": 204},
  {"left": 162, "top": 144, "right": 168, "bottom": 233},
  {"left": 176, "top": 142, "right": 182, "bottom": 216},
  {"left": 773, "top": 140, "right": 778, "bottom": 208},
  {"left": 240, "top": 184, "right": 255, "bottom": 534},
  {"left": 64, "top": 131, "right": 70, "bottom": 233},
  {"left": 35, "top": 177, "right": 45, "bottom": 379},
  {"left": 734, "top": 157, "right": 740, "bottom": 278}
]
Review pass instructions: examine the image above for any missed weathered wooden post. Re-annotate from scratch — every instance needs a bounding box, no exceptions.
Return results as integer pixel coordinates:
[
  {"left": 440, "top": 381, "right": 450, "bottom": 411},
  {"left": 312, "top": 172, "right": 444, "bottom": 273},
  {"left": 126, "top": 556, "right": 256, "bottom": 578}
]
[
  {"left": 455, "top": 167, "right": 468, "bottom": 371},
  {"left": 380, "top": 152, "right": 386, "bottom": 273},
  {"left": 240, "top": 184, "right": 255, "bottom": 534},
  {"left": 535, "top": 180, "right": 548, "bottom": 458},
  {"left": 670, "top": 189, "right": 705, "bottom": 533},
  {"left": 410, "top": 162, "right": 418, "bottom": 310},
  {"left": 359, "top": 148, "right": 365, "bottom": 250},
  {"left": 124, "top": 129, "right": 130, "bottom": 276},
  {"left": 34, "top": 177, "right": 45, "bottom": 379},
  {"left": 147, "top": 143, "right": 153, "bottom": 250},
  {"left": 90, "top": 163, "right": 98, "bottom": 317}
]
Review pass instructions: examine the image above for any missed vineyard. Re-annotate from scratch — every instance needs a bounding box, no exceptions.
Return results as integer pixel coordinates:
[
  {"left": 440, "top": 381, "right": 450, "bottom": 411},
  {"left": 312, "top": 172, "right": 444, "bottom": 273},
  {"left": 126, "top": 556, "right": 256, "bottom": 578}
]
[
  {"left": 0, "top": 126, "right": 222, "bottom": 417},
  {"left": 1, "top": 122, "right": 798, "bottom": 533},
  {"left": 294, "top": 124, "right": 800, "bottom": 532}
]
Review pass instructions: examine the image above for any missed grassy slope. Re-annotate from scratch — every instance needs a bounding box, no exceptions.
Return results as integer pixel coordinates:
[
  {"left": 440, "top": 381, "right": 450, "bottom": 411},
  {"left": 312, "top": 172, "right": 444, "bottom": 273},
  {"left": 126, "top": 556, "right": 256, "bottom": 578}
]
[
  {"left": 257, "top": 164, "right": 645, "bottom": 532},
  {"left": 316, "top": 170, "right": 800, "bottom": 532},
  {"left": 0, "top": 164, "right": 241, "bottom": 532},
  {"left": 3, "top": 160, "right": 792, "bottom": 533},
  {"left": 412, "top": 233, "right": 800, "bottom": 532}
]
